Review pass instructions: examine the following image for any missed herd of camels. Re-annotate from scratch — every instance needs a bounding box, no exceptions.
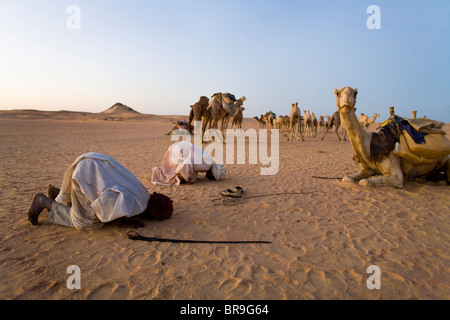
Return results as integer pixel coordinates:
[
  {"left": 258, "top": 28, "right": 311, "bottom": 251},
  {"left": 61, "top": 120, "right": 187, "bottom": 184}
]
[
  {"left": 185, "top": 92, "right": 382, "bottom": 142},
  {"left": 180, "top": 89, "right": 449, "bottom": 188}
]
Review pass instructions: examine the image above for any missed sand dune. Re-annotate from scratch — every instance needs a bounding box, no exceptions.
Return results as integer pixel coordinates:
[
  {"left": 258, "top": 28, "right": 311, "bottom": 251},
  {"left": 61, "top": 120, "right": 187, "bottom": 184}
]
[{"left": 0, "top": 110, "right": 448, "bottom": 300}]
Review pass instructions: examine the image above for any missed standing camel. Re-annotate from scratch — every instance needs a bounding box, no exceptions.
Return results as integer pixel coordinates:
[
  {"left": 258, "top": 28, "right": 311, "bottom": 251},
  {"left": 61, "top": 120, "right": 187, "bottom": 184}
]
[
  {"left": 358, "top": 113, "right": 380, "bottom": 131},
  {"left": 311, "top": 112, "right": 318, "bottom": 137},
  {"left": 231, "top": 106, "right": 245, "bottom": 130},
  {"left": 188, "top": 96, "right": 210, "bottom": 137},
  {"left": 263, "top": 111, "right": 276, "bottom": 131},
  {"left": 303, "top": 110, "right": 312, "bottom": 137},
  {"left": 321, "top": 111, "right": 347, "bottom": 141},
  {"left": 318, "top": 115, "right": 325, "bottom": 134},
  {"left": 253, "top": 115, "right": 266, "bottom": 129},
  {"left": 288, "top": 103, "right": 304, "bottom": 141},
  {"left": 207, "top": 93, "right": 246, "bottom": 139}
]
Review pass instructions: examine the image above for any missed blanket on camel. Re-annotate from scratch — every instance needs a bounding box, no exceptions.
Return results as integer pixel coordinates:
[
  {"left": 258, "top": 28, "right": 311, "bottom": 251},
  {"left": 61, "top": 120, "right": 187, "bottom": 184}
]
[
  {"left": 390, "top": 116, "right": 450, "bottom": 163},
  {"left": 367, "top": 116, "right": 449, "bottom": 163},
  {"left": 211, "top": 92, "right": 237, "bottom": 114}
]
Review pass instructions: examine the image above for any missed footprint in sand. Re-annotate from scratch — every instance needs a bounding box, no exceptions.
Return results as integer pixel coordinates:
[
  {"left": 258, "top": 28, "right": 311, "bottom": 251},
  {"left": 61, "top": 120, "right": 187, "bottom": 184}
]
[
  {"left": 218, "top": 279, "right": 239, "bottom": 295},
  {"left": 230, "top": 279, "right": 252, "bottom": 298},
  {"left": 87, "top": 282, "right": 131, "bottom": 300},
  {"left": 214, "top": 246, "right": 242, "bottom": 260},
  {"left": 235, "top": 265, "right": 252, "bottom": 280},
  {"left": 127, "top": 250, "right": 161, "bottom": 268},
  {"left": 324, "top": 271, "right": 348, "bottom": 293},
  {"left": 307, "top": 269, "right": 327, "bottom": 289}
]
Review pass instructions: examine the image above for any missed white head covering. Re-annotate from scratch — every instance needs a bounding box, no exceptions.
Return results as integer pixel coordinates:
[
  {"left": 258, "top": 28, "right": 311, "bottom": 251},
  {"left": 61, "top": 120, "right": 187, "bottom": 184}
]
[{"left": 211, "top": 164, "right": 226, "bottom": 181}]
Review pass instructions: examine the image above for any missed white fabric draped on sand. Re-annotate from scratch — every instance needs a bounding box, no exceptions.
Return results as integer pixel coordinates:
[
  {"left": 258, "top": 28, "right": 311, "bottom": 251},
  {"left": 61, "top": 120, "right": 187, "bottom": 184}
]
[
  {"left": 55, "top": 152, "right": 150, "bottom": 229},
  {"left": 151, "top": 141, "right": 215, "bottom": 186}
]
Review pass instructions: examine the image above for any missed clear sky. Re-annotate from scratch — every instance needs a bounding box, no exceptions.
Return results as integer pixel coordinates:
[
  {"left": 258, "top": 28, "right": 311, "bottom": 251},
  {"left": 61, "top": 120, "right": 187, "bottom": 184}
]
[{"left": 1, "top": 0, "right": 449, "bottom": 121}]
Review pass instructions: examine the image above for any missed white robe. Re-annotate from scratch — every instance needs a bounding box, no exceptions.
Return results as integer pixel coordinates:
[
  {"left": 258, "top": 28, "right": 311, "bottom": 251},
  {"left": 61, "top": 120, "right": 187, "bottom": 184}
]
[
  {"left": 151, "top": 141, "right": 214, "bottom": 186},
  {"left": 56, "top": 153, "right": 150, "bottom": 229}
]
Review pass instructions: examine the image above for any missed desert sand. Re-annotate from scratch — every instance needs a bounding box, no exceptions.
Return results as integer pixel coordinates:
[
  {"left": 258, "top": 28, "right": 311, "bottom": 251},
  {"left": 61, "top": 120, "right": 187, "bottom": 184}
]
[{"left": 0, "top": 109, "right": 449, "bottom": 300}]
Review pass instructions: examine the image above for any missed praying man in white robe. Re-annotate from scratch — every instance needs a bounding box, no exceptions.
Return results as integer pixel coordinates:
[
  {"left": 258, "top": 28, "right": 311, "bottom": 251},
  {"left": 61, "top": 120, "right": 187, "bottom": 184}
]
[
  {"left": 151, "top": 141, "right": 226, "bottom": 186},
  {"left": 27, "top": 152, "right": 173, "bottom": 229}
]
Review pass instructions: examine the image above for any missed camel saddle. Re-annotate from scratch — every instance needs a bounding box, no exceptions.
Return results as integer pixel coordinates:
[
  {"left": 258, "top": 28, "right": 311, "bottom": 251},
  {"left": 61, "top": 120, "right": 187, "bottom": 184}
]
[
  {"left": 211, "top": 92, "right": 237, "bottom": 114},
  {"left": 391, "top": 116, "right": 450, "bottom": 163},
  {"left": 369, "top": 118, "right": 401, "bottom": 162}
]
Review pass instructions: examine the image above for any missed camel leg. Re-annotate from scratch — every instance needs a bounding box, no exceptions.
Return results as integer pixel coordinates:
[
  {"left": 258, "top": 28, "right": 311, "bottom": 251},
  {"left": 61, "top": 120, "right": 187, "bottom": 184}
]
[
  {"left": 343, "top": 168, "right": 375, "bottom": 183},
  {"left": 321, "top": 127, "right": 330, "bottom": 140},
  {"left": 335, "top": 129, "right": 342, "bottom": 141},
  {"left": 287, "top": 128, "right": 293, "bottom": 141},
  {"left": 436, "top": 155, "right": 450, "bottom": 184},
  {"left": 359, "top": 155, "right": 404, "bottom": 188},
  {"left": 299, "top": 123, "right": 305, "bottom": 141}
]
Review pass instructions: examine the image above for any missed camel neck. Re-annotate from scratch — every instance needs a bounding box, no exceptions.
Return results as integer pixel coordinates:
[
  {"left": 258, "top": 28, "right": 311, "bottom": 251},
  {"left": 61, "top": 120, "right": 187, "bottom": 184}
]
[{"left": 340, "top": 109, "right": 371, "bottom": 156}]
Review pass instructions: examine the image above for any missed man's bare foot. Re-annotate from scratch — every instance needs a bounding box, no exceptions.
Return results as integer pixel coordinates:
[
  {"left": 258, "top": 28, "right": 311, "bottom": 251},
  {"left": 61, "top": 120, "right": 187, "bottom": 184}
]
[
  {"left": 27, "top": 193, "right": 52, "bottom": 225},
  {"left": 47, "top": 185, "right": 60, "bottom": 200}
]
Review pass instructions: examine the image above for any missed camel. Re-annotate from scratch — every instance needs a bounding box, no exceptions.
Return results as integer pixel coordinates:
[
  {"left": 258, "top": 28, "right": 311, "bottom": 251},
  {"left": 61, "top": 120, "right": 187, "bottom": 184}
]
[
  {"left": 207, "top": 93, "right": 246, "bottom": 138},
  {"left": 273, "top": 116, "right": 281, "bottom": 130},
  {"left": 282, "top": 116, "right": 290, "bottom": 133},
  {"left": 321, "top": 111, "right": 347, "bottom": 141},
  {"left": 263, "top": 111, "right": 276, "bottom": 131},
  {"left": 253, "top": 115, "right": 266, "bottom": 129},
  {"left": 358, "top": 113, "right": 380, "bottom": 131},
  {"left": 188, "top": 96, "right": 210, "bottom": 137},
  {"left": 311, "top": 112, "right": 318, "bottom": 137},
  {"left": 231, "top": 106, "right": 245, "bottom": 129},
  {"left": 334, "top": 86, "right": 449, "bottom": 188},
  {"left": 273, "top": 115, "right": 289, "bottom": 133},
  {"left": 318, "top": 115, "right": 325, "bottom": 133},
  {"left": 303, "top": 110, "right": 312, "bottom": 137},
  {"left": 324, "top": 115, "right": 330, "bottom": 129},
  {"left": 288, "top": 103, "right": 304, "bottom": 141}
]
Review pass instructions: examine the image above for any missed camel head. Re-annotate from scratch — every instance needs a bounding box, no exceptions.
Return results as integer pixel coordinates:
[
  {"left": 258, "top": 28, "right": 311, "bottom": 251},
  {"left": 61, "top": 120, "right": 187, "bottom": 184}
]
[
  {"left": 234, "top": 97, "right": 246, "bottom": 112},
  {"left": 334, "top": 87, "right": 358, "bottom": 115},
  {"left": 235, "top": 96, "right": 246, "bottom": 105}
]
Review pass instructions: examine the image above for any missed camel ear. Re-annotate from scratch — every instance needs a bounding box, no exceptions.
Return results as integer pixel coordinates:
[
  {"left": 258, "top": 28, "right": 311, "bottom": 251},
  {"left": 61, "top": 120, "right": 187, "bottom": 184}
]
[
  {"left": 334, "top": 88, "right": 339, "bottom": 96},
  {"left": 354, "top": 88, "right": 358, "bottom": 96}
]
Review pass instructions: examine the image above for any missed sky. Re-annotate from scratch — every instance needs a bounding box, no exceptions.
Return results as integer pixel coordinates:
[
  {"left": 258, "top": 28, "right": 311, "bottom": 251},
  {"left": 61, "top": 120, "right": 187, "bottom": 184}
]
[{"left": 0, "top": 0, "right": 449, "bottom": 121}]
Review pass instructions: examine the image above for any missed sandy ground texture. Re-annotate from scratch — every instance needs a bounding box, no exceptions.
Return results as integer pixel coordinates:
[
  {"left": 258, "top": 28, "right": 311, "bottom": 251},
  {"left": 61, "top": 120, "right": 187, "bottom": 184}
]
[{"left": 0, "top": 110, "right": 449, "bottom": 300}]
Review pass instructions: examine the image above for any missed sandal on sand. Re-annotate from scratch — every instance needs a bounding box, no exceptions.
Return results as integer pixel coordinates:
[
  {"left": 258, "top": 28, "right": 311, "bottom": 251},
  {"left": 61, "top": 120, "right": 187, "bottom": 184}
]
[
  {"left": 220, "top": 186, "right": 244, "bottom": 198},
  {"left": 234, "top": 186, "right": 244, "bottom": 194}
]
